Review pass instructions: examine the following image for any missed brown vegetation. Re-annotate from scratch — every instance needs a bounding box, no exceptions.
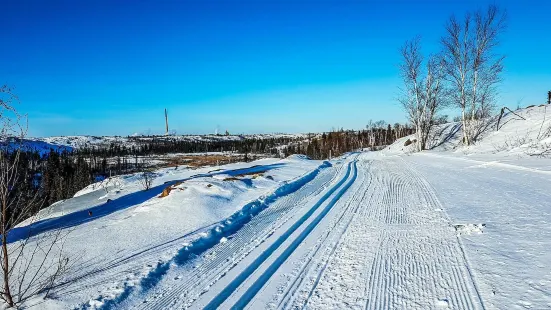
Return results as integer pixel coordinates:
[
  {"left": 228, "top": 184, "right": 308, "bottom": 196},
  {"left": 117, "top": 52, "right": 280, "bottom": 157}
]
[
  {"left": 161, "top": 154, "right": 250, "bottom": 169},
  {"left": 158, "top": 181, "right": 184, "bottom": 198}
]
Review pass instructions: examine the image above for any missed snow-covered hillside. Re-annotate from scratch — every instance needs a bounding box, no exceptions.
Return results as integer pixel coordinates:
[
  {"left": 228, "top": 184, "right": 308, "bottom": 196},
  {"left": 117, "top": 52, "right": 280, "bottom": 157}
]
[
  {"left": 21, "top": 133, "right": 307, "bottom": 152},
  {"left": 384, "top": 105, "right": 551, "bottom": 167}
]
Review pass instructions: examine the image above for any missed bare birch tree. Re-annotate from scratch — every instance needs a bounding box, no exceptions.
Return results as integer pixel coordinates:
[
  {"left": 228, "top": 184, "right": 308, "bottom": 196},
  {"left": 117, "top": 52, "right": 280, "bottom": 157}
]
[
  {"left": 0, "top": 86, "right": 70, "bottom": 307},
  {"left": 399, "top": 38, "right": 446, "bottom": 151},
  {"left": 441, "top": 5, "right": 506, "bottom": 145}
]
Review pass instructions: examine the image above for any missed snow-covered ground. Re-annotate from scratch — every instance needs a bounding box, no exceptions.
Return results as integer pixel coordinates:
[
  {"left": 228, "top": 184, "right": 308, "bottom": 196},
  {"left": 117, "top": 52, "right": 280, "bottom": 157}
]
[
  {"left": 401, "top": 152, "right": 551, "bottom": 309},
  {"left": 8, "top": 105, "right": 551, "bottom": 309}
]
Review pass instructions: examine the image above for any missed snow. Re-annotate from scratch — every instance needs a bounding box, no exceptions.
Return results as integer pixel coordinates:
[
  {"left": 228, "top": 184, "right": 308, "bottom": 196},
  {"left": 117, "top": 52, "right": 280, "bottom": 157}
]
[
  {"left": 454, "top": 223, "right": 486, "bottom": 236},
  {"left": 8, "top": 106, "right": 551, "bottom": 309},
  {"left": 404, "top": 153, "right": 551, "bottom": 309},
  {"left": 18, "top": 133, "right": 308, "bottom": 153}
]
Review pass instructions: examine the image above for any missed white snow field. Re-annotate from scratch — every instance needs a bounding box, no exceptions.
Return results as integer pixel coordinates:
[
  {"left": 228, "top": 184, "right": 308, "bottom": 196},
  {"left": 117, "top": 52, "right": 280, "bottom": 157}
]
[{"left": 10, "top": 106, "right": 551, "bottom": 309}]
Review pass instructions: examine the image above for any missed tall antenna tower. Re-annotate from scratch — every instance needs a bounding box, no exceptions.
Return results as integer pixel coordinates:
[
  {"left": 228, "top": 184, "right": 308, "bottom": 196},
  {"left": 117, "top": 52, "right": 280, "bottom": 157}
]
[{"left": 165, "top": 108, "right": 169, "bottom": 135}]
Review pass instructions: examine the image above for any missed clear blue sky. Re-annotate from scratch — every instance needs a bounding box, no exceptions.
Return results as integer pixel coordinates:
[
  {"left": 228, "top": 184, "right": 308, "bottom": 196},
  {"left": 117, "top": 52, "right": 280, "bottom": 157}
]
[{"left": 2, "top": 0, "right": 550, "bottom": 137}]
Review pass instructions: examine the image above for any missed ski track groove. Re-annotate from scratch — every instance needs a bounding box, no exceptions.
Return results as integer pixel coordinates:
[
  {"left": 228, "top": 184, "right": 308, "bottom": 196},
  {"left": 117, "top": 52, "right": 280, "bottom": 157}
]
[
  {"left": 215, "top": 160, "right": 358, "bottom": 309},
  {"left": 298, "top": 161, "right": 373, "bottom": 308},
  {"left": 271, "top": 160, "right": 374, "bottom": 310},
  {"left": 286, "top": 158, "right": 379, "bottom": 309},
  {"left": 300, "top": 176, "right": 370, "bottom": 308}
]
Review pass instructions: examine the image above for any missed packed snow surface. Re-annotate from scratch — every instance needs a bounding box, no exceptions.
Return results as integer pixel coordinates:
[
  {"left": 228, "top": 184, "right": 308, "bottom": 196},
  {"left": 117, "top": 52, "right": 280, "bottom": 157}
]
[{"left": 9, "top": 106, "right": 551, "bottom": 309}]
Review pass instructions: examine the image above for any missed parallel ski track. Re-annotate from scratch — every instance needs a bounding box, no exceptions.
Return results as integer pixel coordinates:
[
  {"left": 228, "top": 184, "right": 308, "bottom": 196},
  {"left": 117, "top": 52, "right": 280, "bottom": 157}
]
[
  {"left": 285, "top": 156, "right": 384, "bottom": 309},
  {"left": 132, "top": 157, "right": 356, "bottom": 310},
  {"left": 205, "top": 160, "right": 358, "bottom": 309},
  {"left": 273, "top": 159, "right": 374, "bottom": 310}
]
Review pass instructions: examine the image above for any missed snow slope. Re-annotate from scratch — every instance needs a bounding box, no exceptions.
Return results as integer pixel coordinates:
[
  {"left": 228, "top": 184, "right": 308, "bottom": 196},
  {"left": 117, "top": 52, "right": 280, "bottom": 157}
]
[{"left": 385, "top": 105, "right": 551, "bottom": 155}]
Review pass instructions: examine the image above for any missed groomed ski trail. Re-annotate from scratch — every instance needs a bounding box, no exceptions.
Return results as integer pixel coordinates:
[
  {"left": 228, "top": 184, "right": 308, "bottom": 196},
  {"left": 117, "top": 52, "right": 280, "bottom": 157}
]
[
  {"left": 114, "top": 153, "right": 486, "bottom": 309},
  {"left": 275, "top": 155, "right": 485, "bottom": 310}
]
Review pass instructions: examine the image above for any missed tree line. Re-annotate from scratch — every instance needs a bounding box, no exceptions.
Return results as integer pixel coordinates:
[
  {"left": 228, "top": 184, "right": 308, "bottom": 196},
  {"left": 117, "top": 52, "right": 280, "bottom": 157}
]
[{"left": 283, "top": 124, "right": 414, "bottom": 159}]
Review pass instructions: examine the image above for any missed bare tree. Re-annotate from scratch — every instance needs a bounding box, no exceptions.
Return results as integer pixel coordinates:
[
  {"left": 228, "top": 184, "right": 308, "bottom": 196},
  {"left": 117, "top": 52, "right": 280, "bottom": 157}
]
[
  {"left": 0, "top": 86, "right": 70, "bottom": 307},
  {"left": 366, "top": 120, "right": 374, "bottom": 149},
  {"left": 138, "top": 156, "right": 155, "bottom": 191},
  {"left": 441, "top": 5, "right": 506, "bottom": 145},
  {"left": 399, "top": 38, "right": 446, "bottom": 151},
  {"left": 92, "top": 176, "right": 122, "bottom": 195}
]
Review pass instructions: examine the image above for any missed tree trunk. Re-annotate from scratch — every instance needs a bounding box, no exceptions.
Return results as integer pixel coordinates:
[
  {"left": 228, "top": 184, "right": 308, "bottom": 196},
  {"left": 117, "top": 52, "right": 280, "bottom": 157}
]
[
  {"left": 461, "top": 109, "right": 470, "bottom": 146},
  {"left": 2, "top": 238, "right": 13, "bottom": 307},
  {"left": 416, "top": 124, "right": 423, "bottom": 152},
  {"left": 2, "top": 199, "right": 14, "bottom": 307}
]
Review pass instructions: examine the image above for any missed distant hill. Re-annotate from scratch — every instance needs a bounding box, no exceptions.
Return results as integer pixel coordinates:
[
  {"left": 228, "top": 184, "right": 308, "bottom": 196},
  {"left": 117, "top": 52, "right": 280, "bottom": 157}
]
[{"left": 16, "top": 133, "right": 307, "bottom": 155}]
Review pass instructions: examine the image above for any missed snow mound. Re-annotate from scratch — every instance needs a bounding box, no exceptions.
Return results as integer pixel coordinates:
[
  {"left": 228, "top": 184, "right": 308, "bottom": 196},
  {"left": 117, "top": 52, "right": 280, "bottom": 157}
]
[
  {"left": 454, "top": 223, "right": 486, "bottom": 235},
  {"left": 383, "top": 135, "right": 418, "bottom": 154}
]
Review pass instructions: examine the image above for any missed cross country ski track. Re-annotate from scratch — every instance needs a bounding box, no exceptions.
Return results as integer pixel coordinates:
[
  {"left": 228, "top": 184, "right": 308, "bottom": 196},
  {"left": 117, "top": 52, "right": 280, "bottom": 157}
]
[{"left": 114, "top": 153, "right": 486, "bottom": 310}]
